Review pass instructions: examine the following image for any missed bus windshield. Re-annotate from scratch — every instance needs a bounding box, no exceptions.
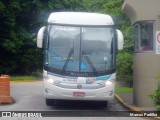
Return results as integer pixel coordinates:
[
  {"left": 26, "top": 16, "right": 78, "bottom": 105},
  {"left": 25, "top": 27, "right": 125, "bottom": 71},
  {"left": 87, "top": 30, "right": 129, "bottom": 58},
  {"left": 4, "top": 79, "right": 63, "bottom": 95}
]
[{"left": 45, "top": 25, "right": 116, "bottom": 76}]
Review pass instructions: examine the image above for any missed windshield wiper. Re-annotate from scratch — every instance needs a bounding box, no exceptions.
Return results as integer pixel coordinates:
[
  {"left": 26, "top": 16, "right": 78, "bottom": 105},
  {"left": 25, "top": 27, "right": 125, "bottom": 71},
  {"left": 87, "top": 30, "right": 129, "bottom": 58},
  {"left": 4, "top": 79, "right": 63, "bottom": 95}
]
[
  {"left": 82, "top": 51, "right": 98, "bottom": 75},
  {"left": 62, "top": 48, "right": 74, "bottom": 74}
]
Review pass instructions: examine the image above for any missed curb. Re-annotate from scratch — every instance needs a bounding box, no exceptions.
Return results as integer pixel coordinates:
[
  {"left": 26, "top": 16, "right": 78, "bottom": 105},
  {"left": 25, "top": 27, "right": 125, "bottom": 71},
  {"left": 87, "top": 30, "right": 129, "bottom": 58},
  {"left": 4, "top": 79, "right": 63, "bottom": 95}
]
[
  {"left": 114, "top": 94, "right": 160, "bottom": 119},
  {"left": 114, "top": 94, "right": 142, "bottom": 112}
]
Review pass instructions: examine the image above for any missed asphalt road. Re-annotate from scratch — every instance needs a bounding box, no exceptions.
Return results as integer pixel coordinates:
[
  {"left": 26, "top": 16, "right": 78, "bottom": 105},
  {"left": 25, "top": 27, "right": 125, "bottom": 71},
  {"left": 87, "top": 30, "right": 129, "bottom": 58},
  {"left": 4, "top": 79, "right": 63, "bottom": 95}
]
[{"left": 0, "top": 81, "right": 146, "bottom": 120}]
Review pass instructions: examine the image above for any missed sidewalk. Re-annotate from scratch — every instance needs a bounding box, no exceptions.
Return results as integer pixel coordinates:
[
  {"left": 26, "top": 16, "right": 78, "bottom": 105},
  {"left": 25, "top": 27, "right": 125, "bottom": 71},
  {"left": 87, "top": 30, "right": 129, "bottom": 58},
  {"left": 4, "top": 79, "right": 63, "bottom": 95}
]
[
  {"left": 115, "top": 93, "right": 160, "bottom": 119},
  {"left": 115, "top": 93, "right": 156, "bottom": 111}
]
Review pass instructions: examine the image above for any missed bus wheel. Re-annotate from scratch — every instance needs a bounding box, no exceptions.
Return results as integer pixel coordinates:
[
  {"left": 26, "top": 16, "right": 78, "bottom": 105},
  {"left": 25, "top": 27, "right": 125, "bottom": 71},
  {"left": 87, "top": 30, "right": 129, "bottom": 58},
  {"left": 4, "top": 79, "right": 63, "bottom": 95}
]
[{"left": 46, "top": 99, "right": 54, "bottom": 106}]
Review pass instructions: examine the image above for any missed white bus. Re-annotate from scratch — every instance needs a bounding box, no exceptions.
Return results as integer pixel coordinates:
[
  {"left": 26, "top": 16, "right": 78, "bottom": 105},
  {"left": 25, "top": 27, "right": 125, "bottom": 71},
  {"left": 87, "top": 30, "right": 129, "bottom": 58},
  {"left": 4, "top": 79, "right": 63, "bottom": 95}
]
[{"left": 37, "top": 12, "right": 124, "bottom": 106}]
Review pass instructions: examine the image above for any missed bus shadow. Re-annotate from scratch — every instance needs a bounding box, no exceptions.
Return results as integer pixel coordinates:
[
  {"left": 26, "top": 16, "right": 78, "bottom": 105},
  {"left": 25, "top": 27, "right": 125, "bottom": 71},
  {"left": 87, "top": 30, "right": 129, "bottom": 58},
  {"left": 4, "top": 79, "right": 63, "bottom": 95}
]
[{"left": 50, "top": 100, "right": 109, "bottom": 110}]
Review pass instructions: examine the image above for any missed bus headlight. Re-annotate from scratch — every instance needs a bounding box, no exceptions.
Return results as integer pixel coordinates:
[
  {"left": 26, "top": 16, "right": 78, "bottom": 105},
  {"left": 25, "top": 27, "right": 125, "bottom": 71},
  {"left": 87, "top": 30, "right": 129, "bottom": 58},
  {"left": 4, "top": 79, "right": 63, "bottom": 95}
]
[
  {"left": 47, "top": 78, "right": 55, "bottom": 84},
  {"left": 105, "top": 80, "right": 112, "bottom": 86}
]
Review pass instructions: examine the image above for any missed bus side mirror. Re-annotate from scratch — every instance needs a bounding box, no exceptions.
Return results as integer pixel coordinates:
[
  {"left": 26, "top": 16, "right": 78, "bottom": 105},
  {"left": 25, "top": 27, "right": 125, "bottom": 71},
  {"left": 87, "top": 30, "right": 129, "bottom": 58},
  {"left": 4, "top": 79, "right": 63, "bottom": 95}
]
[
  {"left": 37, "top": 26, "right": 46, "bottom": 48},
  {"left": 116, "top": 29, "right": 124, "bottom": 50}
]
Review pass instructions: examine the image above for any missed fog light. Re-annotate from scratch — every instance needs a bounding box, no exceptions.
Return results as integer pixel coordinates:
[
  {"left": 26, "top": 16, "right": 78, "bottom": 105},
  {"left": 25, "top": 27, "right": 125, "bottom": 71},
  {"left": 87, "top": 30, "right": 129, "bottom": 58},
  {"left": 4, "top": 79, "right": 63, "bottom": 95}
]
[
  {"left": 108, "top": 91, "right": 113, "bottom": 96},
  {"left": 45, "top": 88, "right": 49, "bottom": 93},
  {"left": 45, "top": 88, "right": 53, "bottom": 94},
  {"left": 47, "top": 78, "right": 54, "bottom": 84},
  {"left": 105, "top": 81, "right": 112, "bottom": 86}
]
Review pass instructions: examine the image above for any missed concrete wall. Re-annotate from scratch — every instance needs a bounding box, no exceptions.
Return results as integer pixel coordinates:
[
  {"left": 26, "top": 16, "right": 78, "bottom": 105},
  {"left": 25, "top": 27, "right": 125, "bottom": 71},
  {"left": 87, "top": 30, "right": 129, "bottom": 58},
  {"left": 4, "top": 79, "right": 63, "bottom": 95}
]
[
  {"left": 133, "top": 53, "right": 159, "bottom": 106},
  {"left": 122, "top": 0, "right": 160, "bottom": 25},
  {"left": 123, "top": 0, "right": 160, "bottom": 107}
]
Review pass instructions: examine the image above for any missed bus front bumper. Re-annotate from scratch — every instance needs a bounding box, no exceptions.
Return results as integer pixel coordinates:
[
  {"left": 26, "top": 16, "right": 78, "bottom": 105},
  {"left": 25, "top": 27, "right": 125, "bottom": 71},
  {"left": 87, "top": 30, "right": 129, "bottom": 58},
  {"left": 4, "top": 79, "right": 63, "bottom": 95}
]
[{"left": 44, "top": 82, "right": 114, "bottom": 101}]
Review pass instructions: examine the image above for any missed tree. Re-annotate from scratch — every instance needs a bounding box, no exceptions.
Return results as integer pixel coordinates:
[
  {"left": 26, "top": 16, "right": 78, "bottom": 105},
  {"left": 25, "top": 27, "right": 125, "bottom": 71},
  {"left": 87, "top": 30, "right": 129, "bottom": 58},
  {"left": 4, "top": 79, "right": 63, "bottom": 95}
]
[
  {"left": 117, "top": 52, "right": 133, "bottom": 87},
  {"left": 0, "top": 0, "right": 133, "bottom": 78},
  {"left": 82, "top": 0, "right": 133, "bottom": 51},
  {"left": 0, "top": 1, "right": 41, "bottom": 74},
  {"left": 98, "top": 0, "right": 133, "bottom": 86},
  {"left": 0, "top": 0, "right": 85, "bottom": 75}
]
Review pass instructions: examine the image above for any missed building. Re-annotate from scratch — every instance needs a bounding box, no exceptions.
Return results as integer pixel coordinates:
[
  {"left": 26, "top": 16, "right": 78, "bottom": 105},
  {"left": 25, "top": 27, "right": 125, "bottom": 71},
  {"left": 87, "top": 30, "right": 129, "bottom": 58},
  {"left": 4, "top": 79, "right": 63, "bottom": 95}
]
[{"left": 122, "top": 0, "right": 160, "bottom": 107}]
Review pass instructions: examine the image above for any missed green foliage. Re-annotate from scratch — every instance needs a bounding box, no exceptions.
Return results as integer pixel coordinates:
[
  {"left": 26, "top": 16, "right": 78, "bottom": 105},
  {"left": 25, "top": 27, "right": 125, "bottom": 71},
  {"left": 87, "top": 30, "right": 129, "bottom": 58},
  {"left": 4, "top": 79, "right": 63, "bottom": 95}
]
[
  {"left": 82, "top": 0, "right": 107, "bottom": 12},
  {"left": 117, "top": 51, "right": 133, "bottom": 87},
  {"left": 0, "top": 0, "right": 83, "bottom": 75},
  {"left": 100, "top": 0, "right": 133, "bottom": 52},
  {"left": 150, "top": 89, "right": 160, "bottom": 110},
  {"left": 115, "top": 86, "right": 133, "bottom": 94},
  {"left": 149, "top": 77, "right": 160, "bottom": 110},
  {"left": 32, "top": 70, "right": 43, "bottom": 79},
  {"left": 0, "top": 0, "right": 133, "bottom": 77},
  {"left": 10, "top": 76, "right": 36, "bottom": 81},
  {"left": 0, "top": 0, "right": 39, "bottom": 74},
  {"left": 82, "top": 0, "right": 134, "bottom": 87}
]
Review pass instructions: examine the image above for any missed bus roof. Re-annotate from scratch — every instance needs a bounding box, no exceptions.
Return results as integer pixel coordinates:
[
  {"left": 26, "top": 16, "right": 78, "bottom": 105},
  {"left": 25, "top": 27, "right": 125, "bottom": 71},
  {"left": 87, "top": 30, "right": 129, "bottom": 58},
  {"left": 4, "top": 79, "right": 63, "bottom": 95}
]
[{"left": 48, "top": 12, "right": 114, "bottom": 26}]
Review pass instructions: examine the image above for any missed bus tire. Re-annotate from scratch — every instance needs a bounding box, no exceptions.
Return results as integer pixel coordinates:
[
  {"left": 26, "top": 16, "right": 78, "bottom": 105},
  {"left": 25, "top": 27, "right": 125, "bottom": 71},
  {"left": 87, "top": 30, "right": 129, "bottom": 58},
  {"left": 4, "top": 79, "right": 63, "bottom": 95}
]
[{"left": 46, "top": 99, "right": 54, "bottom": 106}]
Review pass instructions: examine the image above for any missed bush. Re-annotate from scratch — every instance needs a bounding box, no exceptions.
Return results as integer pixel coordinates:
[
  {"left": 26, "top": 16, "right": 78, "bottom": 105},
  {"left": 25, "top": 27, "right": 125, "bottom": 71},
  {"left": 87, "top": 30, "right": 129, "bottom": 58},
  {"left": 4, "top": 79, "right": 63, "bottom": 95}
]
[
  {"left": 149, "top": 76, "right": 160, "bottom": 110},
  {"left": 32, "top": 70, "right": 43, "bottom": 79},
  {"left": 117, "top": 51, "right": 133, "bottom": 87},
  {"left": 150, "top": 89, "right": 160, "bottom": 111}
]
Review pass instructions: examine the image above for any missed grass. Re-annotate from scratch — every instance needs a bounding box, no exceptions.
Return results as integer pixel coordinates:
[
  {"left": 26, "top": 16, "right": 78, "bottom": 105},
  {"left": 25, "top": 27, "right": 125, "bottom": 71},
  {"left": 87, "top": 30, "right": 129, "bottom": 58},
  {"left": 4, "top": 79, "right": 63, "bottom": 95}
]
[
  {"left": 10, "top": 76, "right": 37, "bottom": 81},
  {"left": 115, "top": 86, "right": 133, "bottom": 94}
]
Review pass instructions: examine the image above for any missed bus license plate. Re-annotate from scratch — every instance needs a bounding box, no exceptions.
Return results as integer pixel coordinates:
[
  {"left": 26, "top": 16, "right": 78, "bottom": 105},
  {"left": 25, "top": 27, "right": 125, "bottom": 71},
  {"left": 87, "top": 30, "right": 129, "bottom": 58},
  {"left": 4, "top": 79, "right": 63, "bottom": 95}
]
[{"left": 73, "top": 92, "right": 85, "bottom": 97}]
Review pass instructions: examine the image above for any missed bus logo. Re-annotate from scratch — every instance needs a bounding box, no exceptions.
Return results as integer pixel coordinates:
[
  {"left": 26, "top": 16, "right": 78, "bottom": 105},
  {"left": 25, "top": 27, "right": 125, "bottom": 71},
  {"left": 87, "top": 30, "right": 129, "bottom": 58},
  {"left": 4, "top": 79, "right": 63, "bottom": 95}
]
[{"left": 77, "top": 84, "right": 82, "bottom": 89}]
